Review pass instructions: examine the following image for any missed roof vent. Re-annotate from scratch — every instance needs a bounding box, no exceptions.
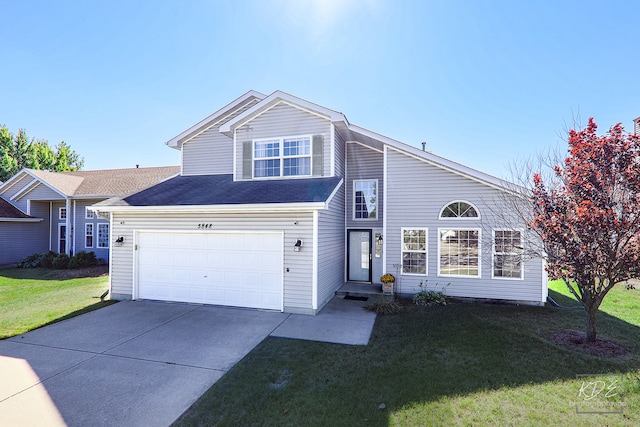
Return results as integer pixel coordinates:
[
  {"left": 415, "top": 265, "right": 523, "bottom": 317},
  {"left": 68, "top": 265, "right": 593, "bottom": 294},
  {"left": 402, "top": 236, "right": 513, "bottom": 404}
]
[{"left": 421, "top": 141, "right": 427, "bottom": 151}]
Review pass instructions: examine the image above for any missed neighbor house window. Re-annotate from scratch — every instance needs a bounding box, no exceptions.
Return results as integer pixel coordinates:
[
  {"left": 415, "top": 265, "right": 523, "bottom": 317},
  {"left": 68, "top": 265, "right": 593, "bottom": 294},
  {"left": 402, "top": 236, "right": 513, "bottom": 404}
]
[
  {"left": 59, "top": 207, "right": 67, "bottom": 220},
  {"left": 85, "top": 223, "right": 94, "bottom": 248},
  {"left": 254, "top": 136, "right": 311, "bottom": 178},
  {"left": 438, "top": 229, "right": 480, "bottom": 277},
  {"left": 85, "top": 207, "right": 95, "bottom": 219},
  {"left": 439, "top": 201, "right": 479, "bottom": 219},
  {"left": 401, "top": 228, "right": 428, "bottom": 275},
  {"left": 493, "top": 229, "right": 523, "bottom": 279},
  {"left": 354, "top": 180, "right": 377, "bottom": 220},
  {"left": 98, "top": 223, "right": 109, "bottom": 248}
]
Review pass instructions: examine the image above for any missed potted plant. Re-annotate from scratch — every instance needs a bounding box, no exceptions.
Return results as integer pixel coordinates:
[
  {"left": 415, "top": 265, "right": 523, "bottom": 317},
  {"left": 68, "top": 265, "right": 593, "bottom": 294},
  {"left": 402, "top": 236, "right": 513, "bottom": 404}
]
[{"left": 380, "top": 273, "right": 395, "bottom": 295}]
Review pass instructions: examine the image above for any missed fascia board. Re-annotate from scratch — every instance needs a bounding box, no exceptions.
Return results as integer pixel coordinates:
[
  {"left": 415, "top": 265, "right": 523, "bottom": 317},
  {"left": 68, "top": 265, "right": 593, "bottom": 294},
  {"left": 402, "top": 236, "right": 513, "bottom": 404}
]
[
  {"left": 165, "top": 90, "right": 266, "bottom": 148},
  {"left": 9, "top": 179, "right": 38, "bottom": 201},
  {"left": 348, "top": 123, "right": 524, "bottom": 195},
  {"left": 325, "top": 178, "right": 344, "bottom": 206},
  {"left": 0, "top": 217, "right": 43, "bottom": 223},
  {"left": 20, "top": 170, "right": 68, "bottom": 198},
  {"left": 0, "top": 170, "right": 31, "bottom": 193},
  {"left": 220, "top": 90, "right": 346, "bottom": 135},
  {"left": 91, "top": 201, "right": 328, "bottom": 214}
]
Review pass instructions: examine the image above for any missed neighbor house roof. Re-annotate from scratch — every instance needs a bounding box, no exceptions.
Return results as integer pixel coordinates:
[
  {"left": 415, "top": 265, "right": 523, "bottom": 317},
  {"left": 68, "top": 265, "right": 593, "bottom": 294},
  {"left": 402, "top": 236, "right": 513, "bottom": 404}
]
[
  {"left": 95, "top": 174, "right": 343, "bottom": 209},
  {"left": 0, "top": 197, "right": 33, "bottom": 219},
  {"left": 2, "top": 166, "right": 181, "bottom": 199}
]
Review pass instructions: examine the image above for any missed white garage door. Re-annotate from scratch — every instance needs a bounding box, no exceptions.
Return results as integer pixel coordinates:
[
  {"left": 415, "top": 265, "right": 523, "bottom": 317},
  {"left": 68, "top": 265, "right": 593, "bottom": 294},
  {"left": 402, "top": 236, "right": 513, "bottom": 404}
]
[{"left": 136, "top": 231, "right": 283, "bottom": 310}]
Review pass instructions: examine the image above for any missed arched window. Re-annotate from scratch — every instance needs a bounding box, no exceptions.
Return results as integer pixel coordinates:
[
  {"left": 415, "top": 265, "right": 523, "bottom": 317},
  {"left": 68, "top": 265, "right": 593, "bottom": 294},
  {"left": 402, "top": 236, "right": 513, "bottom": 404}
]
[{"left": 439, "top": 201, "right": 479, "bottom": 219}]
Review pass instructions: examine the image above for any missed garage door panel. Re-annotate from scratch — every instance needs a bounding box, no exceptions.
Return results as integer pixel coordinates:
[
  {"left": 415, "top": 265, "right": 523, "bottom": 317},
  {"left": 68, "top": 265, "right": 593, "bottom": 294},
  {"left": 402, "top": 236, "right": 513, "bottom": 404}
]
[{"left": 136, "top": 231, "right": 283, "bottom": 310}]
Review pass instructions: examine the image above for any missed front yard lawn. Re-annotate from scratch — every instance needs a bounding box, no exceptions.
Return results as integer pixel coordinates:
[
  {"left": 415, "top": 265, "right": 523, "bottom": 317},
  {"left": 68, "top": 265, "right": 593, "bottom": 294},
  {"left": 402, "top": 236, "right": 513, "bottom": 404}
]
[
  {"left": 0, "top": 267, "right": 112, "bottom": 339},
  {"left": 174, "top": 282, "right": 640, "bottom": 426}
]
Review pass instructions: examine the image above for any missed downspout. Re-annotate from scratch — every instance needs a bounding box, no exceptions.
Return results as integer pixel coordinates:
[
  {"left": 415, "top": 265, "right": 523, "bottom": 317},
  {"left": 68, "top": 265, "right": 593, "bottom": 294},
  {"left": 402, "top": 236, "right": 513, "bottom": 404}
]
[
  {"left": 49, "top": 201, "right": 53, "bottom": 251},
  {"left": 65, "top": 197, "right": 71, "bottom": 255},
  {"left": 72, "top": 200, "right": 77, "bottom": 256}
]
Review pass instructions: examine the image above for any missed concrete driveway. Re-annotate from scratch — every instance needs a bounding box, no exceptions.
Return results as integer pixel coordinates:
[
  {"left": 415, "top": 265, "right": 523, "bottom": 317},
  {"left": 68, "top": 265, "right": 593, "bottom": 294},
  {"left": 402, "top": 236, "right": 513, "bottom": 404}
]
[
  {"left": 0, "top": 301, "right": 289, "bottom": 426},
  {"left": 0, "top": 297, "right": 376, "bottom": 426}
]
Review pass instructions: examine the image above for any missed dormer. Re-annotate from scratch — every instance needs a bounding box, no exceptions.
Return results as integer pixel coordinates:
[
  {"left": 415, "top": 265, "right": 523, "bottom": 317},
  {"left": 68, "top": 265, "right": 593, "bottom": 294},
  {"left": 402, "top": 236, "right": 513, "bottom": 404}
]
[{"left": 219, "top": 91, "right": 347, "bottom": 181}]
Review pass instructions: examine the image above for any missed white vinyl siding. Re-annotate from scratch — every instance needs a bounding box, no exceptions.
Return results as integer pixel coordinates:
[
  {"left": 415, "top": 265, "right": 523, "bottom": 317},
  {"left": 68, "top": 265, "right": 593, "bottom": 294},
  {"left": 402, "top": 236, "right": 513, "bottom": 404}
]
[
  {"left": 384, "top": 147, "right": 544, "bottom": 303},
  {"left": 316, "top": 182, "right": 346, "bottom": 309},
  {"left": 346, "top": 142, "right": 383, "bottom": 228},
  {"left": 235, "top": 102, "right": 331, "bottom": 179},
  {"left": 109, "top": 211, "right": 316, "bottom": 313}
]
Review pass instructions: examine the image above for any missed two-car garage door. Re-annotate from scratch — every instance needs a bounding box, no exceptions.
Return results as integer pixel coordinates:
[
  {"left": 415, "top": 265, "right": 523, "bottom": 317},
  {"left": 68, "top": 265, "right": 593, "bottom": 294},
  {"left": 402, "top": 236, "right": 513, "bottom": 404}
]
[{"left": 136, "top": 231, "right": 284, "bottom": 310}]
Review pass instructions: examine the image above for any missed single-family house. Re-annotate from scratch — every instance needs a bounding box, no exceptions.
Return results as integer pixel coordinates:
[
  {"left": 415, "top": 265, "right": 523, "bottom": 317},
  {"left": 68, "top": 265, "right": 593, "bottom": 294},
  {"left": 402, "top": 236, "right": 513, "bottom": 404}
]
[
  {"left": 0, "top": 166, "right": 179, "bottom": 266},
  {"left": 94, "top": 90, "right": 547, "bottom": 314}
]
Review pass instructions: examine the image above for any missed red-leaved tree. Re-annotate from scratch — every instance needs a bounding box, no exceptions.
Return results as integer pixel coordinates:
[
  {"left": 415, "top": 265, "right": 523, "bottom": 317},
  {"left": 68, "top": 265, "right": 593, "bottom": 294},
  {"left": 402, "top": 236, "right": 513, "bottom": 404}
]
[{"left": 531, "top": 118, "right": 640, "bottom": 342}]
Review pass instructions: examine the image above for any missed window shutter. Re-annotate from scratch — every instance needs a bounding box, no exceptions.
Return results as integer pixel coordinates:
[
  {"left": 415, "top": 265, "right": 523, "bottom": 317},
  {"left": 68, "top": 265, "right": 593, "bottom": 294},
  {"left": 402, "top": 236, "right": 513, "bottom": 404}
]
[
  {"left": 312, "top": 135, "right": 324, "bottom": 176},
  {"left": 242, "top": 141, "right": 252, "bottom": 179}
]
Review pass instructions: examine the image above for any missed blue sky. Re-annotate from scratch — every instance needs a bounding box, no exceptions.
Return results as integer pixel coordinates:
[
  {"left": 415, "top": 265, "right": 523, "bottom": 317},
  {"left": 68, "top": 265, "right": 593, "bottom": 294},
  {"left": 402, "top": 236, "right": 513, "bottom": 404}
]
[{"left": 1, "top": 0, "right": 639, "bottom": 178}]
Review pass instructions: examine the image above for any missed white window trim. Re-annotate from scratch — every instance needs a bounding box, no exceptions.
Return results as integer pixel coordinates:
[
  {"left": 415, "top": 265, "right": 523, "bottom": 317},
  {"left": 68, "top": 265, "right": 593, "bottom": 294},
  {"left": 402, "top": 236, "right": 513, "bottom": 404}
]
[
  {"left": 98, "top": 223, "right": 109, "bottom": 248},
  {"left": 438, "top": 200, "right": 481, "bottom": 220},
  {"left": 85, "top": 207, "right": 95, "bottom": 219},
  {"left": 85, "top": 223, "right": 94, "bottom": 248},
  {"left": 437, "top": 227, "right": 482, "bottom": 278},
  {"left": 59, "top": 207, "right": 67, "bottom": 220},
  {"left": 253, "top": 134, "right": 313, "bottom": 179},
  {"left": 491, "top": 228, "right": 524, "bottom": 280},
  {"left": 400, "top": 227, "right": 428, "bottom": 276},
  {"left": 353, "top": 179, "right": 378, "bottom": 221}
]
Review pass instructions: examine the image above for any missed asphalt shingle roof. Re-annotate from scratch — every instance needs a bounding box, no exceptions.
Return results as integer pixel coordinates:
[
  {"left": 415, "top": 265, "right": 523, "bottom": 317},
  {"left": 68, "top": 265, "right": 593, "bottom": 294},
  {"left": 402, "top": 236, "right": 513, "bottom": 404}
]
[
  {"left": 26, "top": 166, "right": 180, "bottom": 197},
  {"left": 98, "top": 174, "right": 343, "bottom": 207},
  {"left": 0, "top": 197, "right": 32, "bottom": 219}
]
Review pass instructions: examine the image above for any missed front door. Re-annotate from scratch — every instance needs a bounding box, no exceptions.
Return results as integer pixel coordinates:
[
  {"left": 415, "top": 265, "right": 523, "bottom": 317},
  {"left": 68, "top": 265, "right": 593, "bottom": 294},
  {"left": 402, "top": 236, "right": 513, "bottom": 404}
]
[
  {"left": 347, "top": 230, "right": 372, "bottom": 282},
  {"left": 59, "top": 224, "right": 66, "bottom": 254}
]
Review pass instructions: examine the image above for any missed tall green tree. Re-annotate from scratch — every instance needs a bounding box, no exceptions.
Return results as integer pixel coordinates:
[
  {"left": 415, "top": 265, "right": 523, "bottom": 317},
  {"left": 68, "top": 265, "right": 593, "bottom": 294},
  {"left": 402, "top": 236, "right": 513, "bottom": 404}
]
[{"left": 0, "top": 125, "right": 84, "bottom": 181}]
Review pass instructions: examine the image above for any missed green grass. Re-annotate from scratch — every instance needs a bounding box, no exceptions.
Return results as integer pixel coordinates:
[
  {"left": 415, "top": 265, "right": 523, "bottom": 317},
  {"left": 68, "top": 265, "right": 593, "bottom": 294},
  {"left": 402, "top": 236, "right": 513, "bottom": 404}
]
[
  {"left": 0, "top": 268, "right": 113, "bottom": 339},
  {"left": 174, "top": 282, "right": 640, "bottom": 426}
]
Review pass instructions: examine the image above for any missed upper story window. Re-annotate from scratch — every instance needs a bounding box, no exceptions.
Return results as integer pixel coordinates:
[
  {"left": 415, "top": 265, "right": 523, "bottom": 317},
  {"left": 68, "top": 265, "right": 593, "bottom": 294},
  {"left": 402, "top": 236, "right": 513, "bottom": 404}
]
[
  {"left": 439, "top": 201, "right": 479, "bottom": 219},
  {"left": 353, "top": 180, "right": 377, "bottom": 220},
  {"left": 85, "top": 207, "right": 95, "bottom": 219},
  {"left": 254, "top": 136, "right": 311, "bottom": 178},
  {"left": 59, "top": 207, "right": 67, "bottom": 220}
]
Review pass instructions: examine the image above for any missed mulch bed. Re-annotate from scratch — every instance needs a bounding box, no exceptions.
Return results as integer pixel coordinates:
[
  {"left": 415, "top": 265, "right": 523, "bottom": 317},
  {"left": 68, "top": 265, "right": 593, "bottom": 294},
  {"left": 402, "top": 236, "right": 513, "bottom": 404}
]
[
  {"left": 48, "top": 265, "right": 109, "bottom": 280},
  {"left": 547, "top": 332, "right": 630, "bottom": 358}
]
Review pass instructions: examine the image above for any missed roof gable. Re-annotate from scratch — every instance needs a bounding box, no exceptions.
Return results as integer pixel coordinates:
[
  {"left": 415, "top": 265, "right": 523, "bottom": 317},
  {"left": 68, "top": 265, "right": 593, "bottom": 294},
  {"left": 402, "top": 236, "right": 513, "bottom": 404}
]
[
  {"left": 0, "top": 166, "right": 180, "bottom": 199},
  {"left": 0, "top": 197, "right": 32, "bottom": 219},
  {"left": 219, "top": 90, "right": 347, "bottom": 137},
  {"left": 165, "top": 90, "right": 266, "bottom": 148}
]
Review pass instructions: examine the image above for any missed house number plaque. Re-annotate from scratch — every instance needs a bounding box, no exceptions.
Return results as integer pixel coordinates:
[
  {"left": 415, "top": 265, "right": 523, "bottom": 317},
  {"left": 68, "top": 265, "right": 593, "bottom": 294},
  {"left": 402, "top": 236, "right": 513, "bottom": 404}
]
[{"left": 197, "top": 223, "right": 213, "bottom": 229}]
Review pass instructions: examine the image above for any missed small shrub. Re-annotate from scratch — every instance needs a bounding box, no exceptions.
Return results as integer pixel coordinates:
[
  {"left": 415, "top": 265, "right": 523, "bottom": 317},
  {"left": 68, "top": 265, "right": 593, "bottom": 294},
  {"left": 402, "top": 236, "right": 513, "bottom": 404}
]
[
  {"left": 366, "top": 298, "right": 403, "bottom": 315},
  {"left": 68, "top": 251, "right": 98, "bottom": 269},
  {"left": 40, "top": 251, "right": 57, "bottom": 268},
  {"left": 17, "top": 253, "right": 44, "bottom": 268},
  {"left": 51, "top": 253, "right": 70, "bottom": 269},
  {"left": 413, "top": 281, "right": 448, "bottom": 307}
]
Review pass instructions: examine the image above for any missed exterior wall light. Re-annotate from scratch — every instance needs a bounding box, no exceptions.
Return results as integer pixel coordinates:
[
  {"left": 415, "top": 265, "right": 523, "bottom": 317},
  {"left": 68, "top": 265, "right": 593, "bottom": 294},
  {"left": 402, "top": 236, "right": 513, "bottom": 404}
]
[
  {"left": 115, "top": 236, "right": 125, "bottom": 247},
  {"left": 294, "top": 239, "right": 303, "bottom": 252}
]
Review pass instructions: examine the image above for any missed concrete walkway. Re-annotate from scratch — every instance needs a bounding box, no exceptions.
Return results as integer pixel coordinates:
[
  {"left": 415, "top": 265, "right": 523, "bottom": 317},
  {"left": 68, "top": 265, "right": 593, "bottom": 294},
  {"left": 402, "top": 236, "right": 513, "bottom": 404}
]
[{"left": 0, "top": 296, "right": 375, "bottom": 426}]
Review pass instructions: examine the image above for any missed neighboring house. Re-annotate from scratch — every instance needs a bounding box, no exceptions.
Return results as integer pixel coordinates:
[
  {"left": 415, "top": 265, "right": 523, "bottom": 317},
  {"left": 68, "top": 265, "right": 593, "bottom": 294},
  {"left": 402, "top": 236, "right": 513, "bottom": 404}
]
[
  {"left": 0, "top": 166, "right": 180, "bottom": 266},
  {"left": 94, "top": 90, "right": 547, "bottom": 314}
]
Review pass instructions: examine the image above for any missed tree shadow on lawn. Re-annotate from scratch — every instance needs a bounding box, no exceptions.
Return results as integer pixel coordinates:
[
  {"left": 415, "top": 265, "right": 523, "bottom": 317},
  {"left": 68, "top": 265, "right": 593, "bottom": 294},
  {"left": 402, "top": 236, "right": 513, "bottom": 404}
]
[{"left": 174, "top": 290, "right": 640, "bottom": 426}]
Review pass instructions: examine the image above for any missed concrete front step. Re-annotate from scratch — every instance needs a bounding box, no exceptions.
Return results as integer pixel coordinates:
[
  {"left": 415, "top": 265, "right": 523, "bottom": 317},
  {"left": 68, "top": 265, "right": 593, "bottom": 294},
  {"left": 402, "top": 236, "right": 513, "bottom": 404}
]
[{"left": 336, "top": 282, "right": 383, "bottom": 299}]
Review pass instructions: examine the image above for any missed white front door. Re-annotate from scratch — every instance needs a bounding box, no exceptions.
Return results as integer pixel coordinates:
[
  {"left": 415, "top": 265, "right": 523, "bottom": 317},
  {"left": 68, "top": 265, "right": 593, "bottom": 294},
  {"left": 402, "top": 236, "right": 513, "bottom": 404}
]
[
  {"left": 347, "top": 230, "right": 372, "bottom": 282},
  {"left": 136, "top": 231, "right": 284, "bottom": 311}
]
